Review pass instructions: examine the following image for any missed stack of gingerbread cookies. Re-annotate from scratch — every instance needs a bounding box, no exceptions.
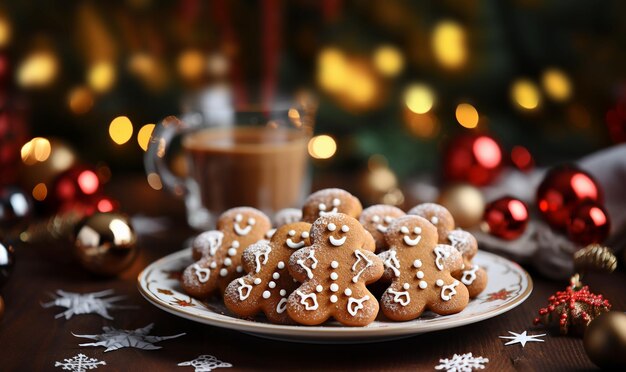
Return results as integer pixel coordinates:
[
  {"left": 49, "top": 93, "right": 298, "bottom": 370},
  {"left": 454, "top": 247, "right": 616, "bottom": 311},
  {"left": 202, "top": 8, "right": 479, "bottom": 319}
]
[{"left": 181, "top": 188, "right": 488, "bottom": 327}]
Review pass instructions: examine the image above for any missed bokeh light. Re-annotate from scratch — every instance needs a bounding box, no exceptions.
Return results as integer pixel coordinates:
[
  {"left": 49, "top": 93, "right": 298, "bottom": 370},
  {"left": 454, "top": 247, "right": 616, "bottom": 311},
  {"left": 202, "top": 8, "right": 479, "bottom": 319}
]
[
  {"left": 308, "top": 135, "right": 337, "bottom": 159},
  {"left": 17, "top": 51, "right": 58, "bottom": 88},
  {"left": 473, "top": 136, "right": 502, "bottom": 169},
  {"left": 368, "top": 166, "right": 397, "bottom": 192},
  {"left": 316, "top": 47, "right": 348, "bottom": 93},
  {"left": 77, "top": 170, "right": 99, "bottom": 195},
  {"left": 0, "top": 13, "right": 11, "bottom": 47},
  {"left": 32, "top": 183, "right": 48, "bottom": 201},
  {"left": 178, "top": 49, "right": 205, "bottom": 81},
  {"left": 373, "top": 45, "right": 404, "bottom": 77},
  {"left": 432, "top": 20, "right": 467, "bottom": 69},
  {"left": 137, "top": 123, "right": 155, "bottom": 151},
  {"left": 109, "top": 116, "right": 134, "bottom": 145},
  {"left": 68, "top": 86, "right": 94, "bottom": 114},
  {"left": 405, "top": 84, "right": 435, "bottom": 114},
  {"left": 511, "top": 79, "right": 541, "bottom": 110},
  {"left": 455, "top": 103, "right": 479, "bottom": 128},
  {"left": 21, "top": 137, "right": 52, "bottom": 165},
  {"left": 147, "top": 172, "right": 163, "bottom": 190},
  {"left": 511, "top": 145, "right": 534, "bottom": 171},
  {"left": 88, "top": 61, "right": 116, "bottom": 93},
  {"left": 405, "top": 111, "right": 439, "bottom": 139},
  {"left": 542, "top": 68, "right": 572, "bottom": 102}
]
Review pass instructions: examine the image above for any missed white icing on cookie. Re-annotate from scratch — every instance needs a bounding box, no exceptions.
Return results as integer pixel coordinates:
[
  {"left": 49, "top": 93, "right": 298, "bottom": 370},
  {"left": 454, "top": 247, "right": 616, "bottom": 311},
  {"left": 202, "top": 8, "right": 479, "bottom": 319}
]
[
  {"left": 237, "top": 278, "right": 252, "bottom": 300},
  {"left": 351, "top": 250, "right": 373, "bottom": 283},
  {"left": 347, "top": 295, "right": 370, "bottom": 316},
  {"left": 233, "top": 214, "right": 254, "bottom": 236},
  {"left": 192, "top": 264, "right": 210, "bottom": 283},
  {"left": 329, "top": 235, "right": 347, "bottom": 247},
  {"left": 277, "top": 261, "right": 285, "bottom": 269},
  {"left": 223, "top": 258, "right": 232, "bottom": 266},
  {"left": 330, "top": 283, "right": 339, "bottom": 292},
  {"left": 434, "top": 246, "right": 449, "bottom": 271},
  {"left": 194, "top": 231, "right": 224, "bottom": 257},
  {"left": 276, "top": 298, "right": 288, "bottom": 313},
  {"left": 296, "top": 250, "right": 318, "bottom": 279},
  {"left": 297, "top": 290, "right": 319, "bottom": 310},
  {"left": 383, "top": 251, "right": 401, "bottom": 277},
  {"left": 419, "top": 280, "right": 427, "bottom": 289},
  {"left": 252, "top": 243, "right": 272, "bottom": 273},
  {"left": 219, "top": 268, "right": 228, "bottom": 277},
  {"left": 262, "top": 290, "right": 271, "bottom": 299},
  {"left": 286, "top": 237, "right": 305, "bottom": 249},
  {"left": 330, "top": 295, "right": 338, "bottom": 303},
  {"left": 440, "top": 280, "right": 459, "bottom": 301},
  {"left": 387, "top": 288, "right": 411, "bottom": 306},
  {"left": 461, "top": 265, "right": 479, "bottom": 285},
  {"left": 254, "top": 278, "right": 262, "bottom": 285}
]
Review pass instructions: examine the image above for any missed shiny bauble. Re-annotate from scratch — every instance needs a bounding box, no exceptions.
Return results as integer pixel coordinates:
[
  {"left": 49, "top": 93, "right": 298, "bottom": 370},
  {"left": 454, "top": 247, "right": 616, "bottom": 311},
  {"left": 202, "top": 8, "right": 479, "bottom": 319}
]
[
  {"left": 0, "top": 186, "right": 33, "bottom": 232},
  {"left": 483, "top": 196, "right": 529, "bottom": 240},
  {"left": 438, "top": 184, "right": 485, "bottom": 228},
  {"left": 536, "top": 165, "right": 602, "bottom": 230},
  {"left": 443, "top": 134, "right": 504, "bottom": 186},
  {"left": 73, "top": 212, "right": 137, "bottom": 276},
  {"left": 566, "top": 201, "right": 611, "bottom": 246},
  {"left": 58, "top": 194, "right": 119, "bottom": 217},
  {"left": 49, "top": 165, "right": 102, "bottom": 211},
  {"left": 0, "top": 242, "right": 15, "bottom": 288},
  {"left": 0, "top": 96, "right": 29, "bottom": 187},
  {"left": 584, "top": 312, "right": 626, "bottom": 369}
]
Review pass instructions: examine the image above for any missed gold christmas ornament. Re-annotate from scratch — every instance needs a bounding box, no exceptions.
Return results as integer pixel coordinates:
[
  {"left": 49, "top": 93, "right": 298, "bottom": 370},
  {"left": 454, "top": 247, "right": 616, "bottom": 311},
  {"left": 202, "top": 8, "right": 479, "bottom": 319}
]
[
  {"left": 584, "top": 311, "right": 626, "bottom": 369},
  {"left": 437, "top": 183, "right": 485, "bottom": 228},
  {"left": 73, "top": 212, "right": 137, "bottom": 276},
  {"left": 574, "top": 244, "right": 617, "bottom": 274}
]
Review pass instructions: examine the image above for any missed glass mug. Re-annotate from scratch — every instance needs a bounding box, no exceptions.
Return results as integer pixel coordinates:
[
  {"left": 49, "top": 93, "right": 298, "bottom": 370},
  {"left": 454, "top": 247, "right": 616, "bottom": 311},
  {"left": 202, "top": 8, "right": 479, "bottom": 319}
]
[{"left": 144, "top": 101, "right": 315, "bottom": 230}]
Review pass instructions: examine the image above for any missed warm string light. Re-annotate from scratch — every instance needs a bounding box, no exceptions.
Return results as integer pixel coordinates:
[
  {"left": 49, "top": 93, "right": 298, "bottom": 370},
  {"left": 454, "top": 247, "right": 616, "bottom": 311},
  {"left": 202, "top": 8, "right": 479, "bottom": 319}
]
[
  {"left": 404, "top": 84, "right": 435, "bottom": 114},
  {"left": 88, "top": 61, "right": 116, "bottom": 93},
  {"left": 178, "top": 49, "right": 205, "bottom": 81},
  {"left": 404, "top": 111, "right": 439, "bottom": 139},
  {"left": 147, "top": 172, "right": 163, "bottom": 190},
  {"left": 308, "top": 135, "right": 337, "bottom": 159},
  {"left": 17, "top": 51, "right": 58, "bottom": 88},
  {"left": 542, "top": 68, "right": 572, "bottom": 102},
  {"left": 432, "top": 20, "right": 467, "bottom": 69},
  {"left": 511, "top": 79, "right": 541, "bottom": 110},
  {"left": 373, "top": 45, "right": 404, "bottom": 77},
  {"left": 109, "top": 116, "right": 134, "bottom": 145},
  {"left": 0, "top": 13, "right": 11, "bottom": 47},
  {"left": 68, "top": 87, "right": 94, "bottom": 114},
  {"left": 21, "top": 137, "right": 52, "bottom": 165},
  {"left": 137, "top": 124, "right": 155, "bottom": 151},
  {"left": 32, "top": 183, "right": 48, "bottom": 201},
  {"left": 455, "top": 103, "right": 479, "bottom": 129}
]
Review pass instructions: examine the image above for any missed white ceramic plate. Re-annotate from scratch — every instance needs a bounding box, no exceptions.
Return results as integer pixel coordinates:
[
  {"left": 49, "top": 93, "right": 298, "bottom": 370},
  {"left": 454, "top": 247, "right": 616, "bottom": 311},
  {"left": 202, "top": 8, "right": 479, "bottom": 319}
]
[{"left": 138, "top": 248, "right": 532, "bottom": 343}]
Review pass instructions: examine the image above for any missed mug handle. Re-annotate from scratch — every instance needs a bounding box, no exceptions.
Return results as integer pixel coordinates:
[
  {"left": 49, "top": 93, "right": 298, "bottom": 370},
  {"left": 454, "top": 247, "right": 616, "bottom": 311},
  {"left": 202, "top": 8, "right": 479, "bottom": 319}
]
[{"left": 144, "top": 115, "right": 197, "bottom": 197}]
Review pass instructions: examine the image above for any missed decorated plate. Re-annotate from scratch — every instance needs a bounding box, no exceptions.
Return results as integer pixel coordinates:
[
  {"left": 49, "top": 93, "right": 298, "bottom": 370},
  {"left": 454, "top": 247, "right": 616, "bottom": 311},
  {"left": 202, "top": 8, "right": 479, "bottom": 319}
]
[{"left": 138, "top": 248, "right": 532, "bottom": 343}]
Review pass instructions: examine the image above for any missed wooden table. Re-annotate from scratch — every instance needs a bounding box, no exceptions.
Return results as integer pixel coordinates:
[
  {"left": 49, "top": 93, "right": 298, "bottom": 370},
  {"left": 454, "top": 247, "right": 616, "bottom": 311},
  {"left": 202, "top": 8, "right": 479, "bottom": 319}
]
[{"left": 0, "top": 177, "right": 623, "bottom": 371}]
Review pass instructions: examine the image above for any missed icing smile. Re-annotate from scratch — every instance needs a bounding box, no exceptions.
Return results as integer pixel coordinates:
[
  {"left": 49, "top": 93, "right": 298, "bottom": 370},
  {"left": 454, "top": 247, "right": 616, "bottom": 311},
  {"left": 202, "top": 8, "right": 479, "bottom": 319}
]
[
  {"left": 400, "top": 226, "right": 422, "bottom": 247},
  {"left": 234, "top": 214, "right": 256, "bottom": 236},
  {"left": 373, "top": 215, "right": 394, "bottom": 233},
  {"left": 318, "top": 198, "right": 341, "bottom": 217},
  {"left": 287, "top": 229, "right": 309, "bottom": 249},
  {"left": 376, "top": 224, "right": 388, "bottom": 233},
  {"left": 329, "top": 235, "right": 347, "bottom": 246}
]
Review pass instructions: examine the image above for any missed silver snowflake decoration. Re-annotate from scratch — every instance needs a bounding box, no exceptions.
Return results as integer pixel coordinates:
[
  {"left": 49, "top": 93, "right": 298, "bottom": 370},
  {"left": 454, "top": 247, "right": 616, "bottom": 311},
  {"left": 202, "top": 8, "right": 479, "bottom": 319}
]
[
  {"left": 178, "top": 355, "right": 233, "bottom": 372},
  {"left": 73, "top": 323, "right": 185, "bottom": 352},
  {"left": 54, "top": 354, "right": 106, "bottom": 372},
  {"left": 435, "top": 352, "right": 489, "bottom": 372},
  {"left": 42, "top": 289, "right": 134, "bottom": 320},
  {"left": 499, "top": 330, "right": 546, "bottom": 347}
]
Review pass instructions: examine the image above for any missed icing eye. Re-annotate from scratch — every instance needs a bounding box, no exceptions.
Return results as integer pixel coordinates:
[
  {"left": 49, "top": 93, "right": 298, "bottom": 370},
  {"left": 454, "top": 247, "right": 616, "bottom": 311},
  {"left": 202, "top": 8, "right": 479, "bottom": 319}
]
[
  {"left": 413, "top": 227, "right": 422, "bottom": 234},
  {"left": 384, "top": 216, "right": 393, "bottom": 223},
  {"left": 332, "top": 198, "right": 341, "bottom": 207},
  {"left": 327, "top": 223, "right": 336, "bottom": 232},
  {"left": 319, "top": 203, "right": 327, "bottom": 211},
  {"left": 232, "top": 240, "right": 240, "bottom": 248},
  {"left": 372, "top": 215, "right": 381, "bottom": 223},
  {"left": 341, "top": 225, "right": 349, "bottom": 232},
  {"left": 431, "top": 216, "right": 439, "bottom": 224},
  {"left": 301, "top": 231, "right": 309, "bottom": 239},
  {"left": 400, "top": 226, "right": 410, "bottom": 234},
  {"left": 248, "top": 217, "right": 256, "bottom": 225},
  {"left": 288, "top": 230, "right": 296, "bottom": 237},
  {"left": 235, "top": 214, "right": 243, "bottom": 222}
]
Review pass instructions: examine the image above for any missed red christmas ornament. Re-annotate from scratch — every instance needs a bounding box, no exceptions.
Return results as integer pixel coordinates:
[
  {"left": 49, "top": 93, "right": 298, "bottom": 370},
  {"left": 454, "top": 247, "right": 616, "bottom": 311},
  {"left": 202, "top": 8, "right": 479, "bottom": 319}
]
[
  {"left": 483, "top": 196, "right": 529, "bottom": 240},
  {"left": 443, "top": 134, "right": 504, "bottom": 186},
  {"left": 536, "top": 165, "right": 603, "bottom": 230},
  {"left": 605, "top": 95, "right": 626, "bottom": 144},
  {"left": 49, "top": 165, "right": 102, "bottom": 211},
  {"left": 534, "top": 276, "right": 611, "bottom": 335},
  {"left": 566, "top": 201, "right": 611, "bottom": 246},
  {"left": 57, "top": 194, "right": 119, "bottom": 217}
]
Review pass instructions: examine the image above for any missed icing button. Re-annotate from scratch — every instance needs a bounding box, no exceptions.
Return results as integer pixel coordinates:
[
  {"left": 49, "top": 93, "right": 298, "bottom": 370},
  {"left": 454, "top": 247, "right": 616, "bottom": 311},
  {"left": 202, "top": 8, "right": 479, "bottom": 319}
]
[
  {"left": 419, "top": 281, "right": 427, "bottom": 289},
  {"left": 253, "top": 278, "right": 262, "bottom": 285},
  {"left": 316, "top": 285, "right": 323, "bottom": 292},
  {"left": 273, "top": 272, "right": 280, "bottom": 280},
  {"left": 436, "top": 279, "right": 444, "bottom": 286},
  {"left": 330, "top": 272, "right": 339, "bottom": 280},
  {"left": 344, "top": 288, "right": 352, "bottom": 296},
  {"left": 262, "top": 290, "right": 271, "bottom": 299},
  {"left": 330, "top": 283, "right": 339, "bottom": 292},
  {"left": 330, "top": 295, "right": 338, "bottom": 303},
  {"left": 331, "top": 261, "right": 339, "bottom": 269},
  {"left": 416, "top": 271, "right": 424, "bottom": 279},
  {"left": 219, "top": 268, "right": 228, "bottom": 277},
  {"left": 269, "top": 281, "right": 276, "bottom": 288}
]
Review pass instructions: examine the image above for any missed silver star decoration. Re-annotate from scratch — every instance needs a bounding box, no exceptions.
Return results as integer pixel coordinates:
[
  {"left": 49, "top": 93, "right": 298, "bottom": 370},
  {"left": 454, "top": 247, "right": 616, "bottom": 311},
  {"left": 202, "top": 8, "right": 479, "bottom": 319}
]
[
  {"left": 54, "top": 353, "right": 106, "bottom": 372},
  {"left": 499, "top": 330, "right": 546, "bottom": 347},
  {"left": 178, "top": 355, "right": 232, "bottom": 372},
  {"left": 73, "top": 323, "right": 185, "bottom": 352},
  {"left": 42, "top": 289, "right": 134, "bottom": 320}
]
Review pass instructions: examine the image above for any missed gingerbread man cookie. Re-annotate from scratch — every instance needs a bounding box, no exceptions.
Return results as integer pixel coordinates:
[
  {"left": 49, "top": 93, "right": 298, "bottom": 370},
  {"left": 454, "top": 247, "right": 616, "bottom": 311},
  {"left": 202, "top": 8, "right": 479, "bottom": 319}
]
[
  {"left": 301, "top": 188, "right": 363, "bottom": 223},
  {"left": 274, "top": 208, "right": 303, "bottom": 227},
  {"left": 407, "top": 203, "right": 455, "bottom": 244},
  {"left": 446, "top": 229, "right": 487, "bottom": 298},
  {"left": 181, "top": 207, "right": 271, "bottom": 298},
  {"left": 223, "top": 222, "right": 312, "bottom": 324},
  {"left": 287, "top": 213, "right": 383, "bottom": 326},
  {"left": 378, "top": 215, "right": 469, "bottom": 321},
  {"left": 359, "top": 204, "right": 406, "bottom": 252}
]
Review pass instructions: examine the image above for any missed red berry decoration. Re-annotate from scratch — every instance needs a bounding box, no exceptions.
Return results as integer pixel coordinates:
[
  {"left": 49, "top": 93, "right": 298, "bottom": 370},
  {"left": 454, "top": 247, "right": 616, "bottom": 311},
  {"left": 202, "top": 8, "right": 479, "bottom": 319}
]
[
  {"left": 534, "top": 276, "right": 611, "bottom": 335},
  {"left": 483, "top": 196, "right": 529, "bottom": 240},
  {"left": 566, "top": 201, "right": 611, "bottom": 246},
  {"left": 443, "top": 134, "right": 504, "bottom": 186},
  {"left": 536, "top": 165, "right": 602, "bottom": 230}
]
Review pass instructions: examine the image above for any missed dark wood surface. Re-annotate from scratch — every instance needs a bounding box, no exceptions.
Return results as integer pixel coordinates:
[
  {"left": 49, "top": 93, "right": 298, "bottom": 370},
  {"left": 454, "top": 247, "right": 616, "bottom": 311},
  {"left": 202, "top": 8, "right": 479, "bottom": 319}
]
[{"left": 0, "top": 177, "right": 624, "bottom": 371}]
